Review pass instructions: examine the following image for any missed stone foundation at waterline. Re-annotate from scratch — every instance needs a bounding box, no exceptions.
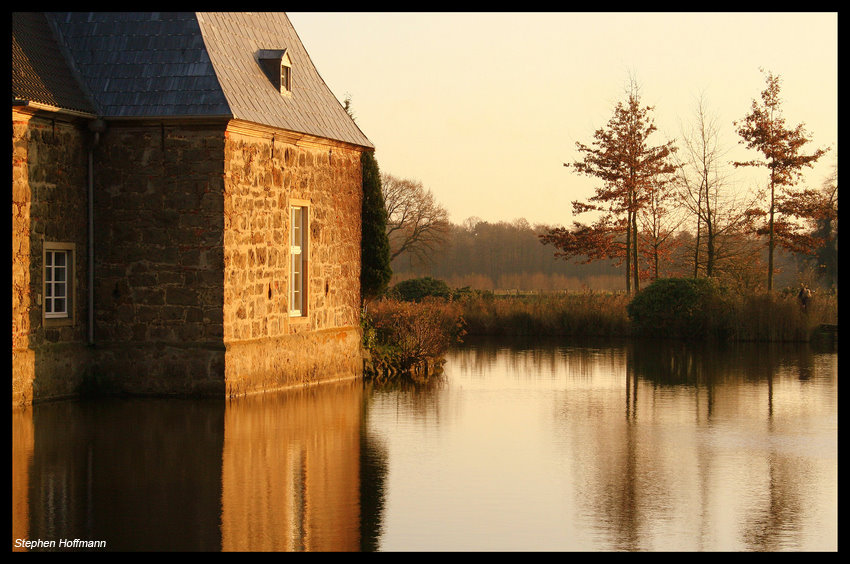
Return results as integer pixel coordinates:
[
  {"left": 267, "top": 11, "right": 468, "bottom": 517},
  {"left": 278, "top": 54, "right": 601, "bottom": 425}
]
[{"left": 225, "top": 327, "right": 363, "bottom": 397}]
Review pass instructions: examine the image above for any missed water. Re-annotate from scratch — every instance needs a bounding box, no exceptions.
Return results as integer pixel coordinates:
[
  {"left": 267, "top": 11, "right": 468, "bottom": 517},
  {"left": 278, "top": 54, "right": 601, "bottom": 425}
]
[{"left": 12, "top": 338, "right": 837, "bottom": 551}]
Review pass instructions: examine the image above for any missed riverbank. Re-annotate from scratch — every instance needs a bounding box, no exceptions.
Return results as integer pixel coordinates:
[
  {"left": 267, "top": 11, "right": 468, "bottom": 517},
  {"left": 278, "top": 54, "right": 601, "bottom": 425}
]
[{"left": 361, "top": 285, "right": 837, "bottom": 380}]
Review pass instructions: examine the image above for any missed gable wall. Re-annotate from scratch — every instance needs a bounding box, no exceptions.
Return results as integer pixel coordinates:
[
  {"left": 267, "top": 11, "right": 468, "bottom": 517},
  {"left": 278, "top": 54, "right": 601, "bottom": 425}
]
[{"left": 222, "top": 125, "right": 364, "bottom": 396}]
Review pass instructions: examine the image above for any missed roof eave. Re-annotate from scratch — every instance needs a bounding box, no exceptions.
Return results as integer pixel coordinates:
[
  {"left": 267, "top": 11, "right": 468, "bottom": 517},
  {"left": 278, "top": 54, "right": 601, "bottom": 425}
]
[{"left": 13, "top": 99, "right": 98, "bottom": 120}]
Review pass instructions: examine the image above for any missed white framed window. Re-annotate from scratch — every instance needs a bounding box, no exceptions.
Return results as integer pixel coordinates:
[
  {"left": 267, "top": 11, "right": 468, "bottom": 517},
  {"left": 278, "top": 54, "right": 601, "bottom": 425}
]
[
  {"left": 289, "top": 203, "right": 309, "bottom": 317},
  {"left": 44, "top": 242, "right": 75, "bottom": 320}
]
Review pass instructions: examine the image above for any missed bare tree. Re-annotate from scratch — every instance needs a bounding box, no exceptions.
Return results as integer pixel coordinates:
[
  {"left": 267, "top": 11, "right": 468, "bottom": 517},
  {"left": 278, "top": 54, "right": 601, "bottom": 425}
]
[
  {"left": 639, "top": 175, "right": 685, "bottom": 280},
  {"left": 808, "top": 165, "right": 838, "bottom": 288},
  {"left": 381, "top": 173, "right": 450, "bottom": 266},
  {"left": 676, "top": 93, "right": 760, "bottom": 279}
]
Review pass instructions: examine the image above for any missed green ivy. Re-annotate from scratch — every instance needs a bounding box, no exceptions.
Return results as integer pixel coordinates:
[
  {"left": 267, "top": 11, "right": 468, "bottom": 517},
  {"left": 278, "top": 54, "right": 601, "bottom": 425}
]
[{"left": 360, "top": 151, "right": 392, "bottom": 300}]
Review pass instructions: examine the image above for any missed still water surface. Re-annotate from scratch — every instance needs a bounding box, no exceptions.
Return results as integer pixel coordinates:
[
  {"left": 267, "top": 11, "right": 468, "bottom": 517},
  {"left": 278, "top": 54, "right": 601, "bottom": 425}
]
[{"left": 12, "top": 338, "right": 837, "bottom": 551}]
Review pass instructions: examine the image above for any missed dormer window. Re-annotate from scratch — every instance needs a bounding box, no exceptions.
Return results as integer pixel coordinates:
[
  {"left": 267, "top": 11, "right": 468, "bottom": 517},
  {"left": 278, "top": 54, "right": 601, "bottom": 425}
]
[{"left": 258, "top": 49, "right": 292, "bottom": 95}]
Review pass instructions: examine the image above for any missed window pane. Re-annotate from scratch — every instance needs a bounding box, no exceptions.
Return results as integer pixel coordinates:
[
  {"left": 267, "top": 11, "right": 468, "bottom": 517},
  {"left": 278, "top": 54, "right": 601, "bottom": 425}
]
[
  {"left": 54, "top": 252, "right": 65, "bottom": 267},
  {"left": 54, "top": 298, "right": 65, "bottom": 314},
  {"left": 291, "top": 253, "right": 301, "bottom": 312},
  {"left": 291, "top": 207, "right": 301, "bottom": 246},
  {"left": 281, "top": 67, "right": 289, "bottom": 91}
]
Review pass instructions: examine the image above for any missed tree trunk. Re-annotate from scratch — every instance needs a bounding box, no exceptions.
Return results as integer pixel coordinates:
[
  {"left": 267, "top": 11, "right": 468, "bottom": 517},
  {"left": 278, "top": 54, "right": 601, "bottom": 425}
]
[
  {"left": 767, "top": 174, "right": 775, "bottom": 292},
  {"left": 693, "top": 220, "right": 701, "bottom": 278},
  {"left": 625, "top": 210, "right": 632, "bottom": 294},
  {"left": 632, "top": 211, "right": 640, "bottom": 293},
  {"left": 705, "top": 180, "right": 714, "bottom": 277}
]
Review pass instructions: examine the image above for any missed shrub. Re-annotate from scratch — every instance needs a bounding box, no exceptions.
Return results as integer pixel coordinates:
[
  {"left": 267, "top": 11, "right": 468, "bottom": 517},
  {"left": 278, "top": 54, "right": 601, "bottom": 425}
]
[
  {"left": 363, "top": 297, "right": 465, "bottom": 378},
  {"left": 627, "top": 278, "right": 731, "bottom": 340},
  {"left": 389, "top": 277, "right": 452, "bottom": 302}
]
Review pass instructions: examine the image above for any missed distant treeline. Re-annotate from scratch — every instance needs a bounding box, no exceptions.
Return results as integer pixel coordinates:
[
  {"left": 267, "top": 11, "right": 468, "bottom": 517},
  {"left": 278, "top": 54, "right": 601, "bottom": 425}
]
[{"left": 391, "top": 218, "right": 805, "bottom": 292}]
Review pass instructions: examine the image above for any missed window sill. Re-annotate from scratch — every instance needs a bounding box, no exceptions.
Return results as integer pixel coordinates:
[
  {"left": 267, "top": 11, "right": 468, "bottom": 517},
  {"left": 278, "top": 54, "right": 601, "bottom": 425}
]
[{"left": 44, "top": 317, "right": 74, "bottom": 328}]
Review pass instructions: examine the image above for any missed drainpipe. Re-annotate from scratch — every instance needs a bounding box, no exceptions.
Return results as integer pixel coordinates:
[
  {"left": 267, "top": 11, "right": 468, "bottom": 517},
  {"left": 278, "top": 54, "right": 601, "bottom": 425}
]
[{"left": 87, "top": 118, "right": 106, "bottom": 346}]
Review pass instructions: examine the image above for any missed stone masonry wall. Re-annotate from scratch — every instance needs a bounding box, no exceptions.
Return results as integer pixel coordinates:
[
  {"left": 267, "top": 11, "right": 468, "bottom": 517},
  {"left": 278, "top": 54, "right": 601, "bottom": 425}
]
[
  {"left": 12, "top": 110, "right": 91, "bottom": 406},
  {"left": 13, "top": 116, "right": 365, "bottom": 403},
  {"left": 222, "top": 127, "right": 364, "bottom": 395},
  {"left": 91, "top": 122, "right": 227, "bottom": 396}
]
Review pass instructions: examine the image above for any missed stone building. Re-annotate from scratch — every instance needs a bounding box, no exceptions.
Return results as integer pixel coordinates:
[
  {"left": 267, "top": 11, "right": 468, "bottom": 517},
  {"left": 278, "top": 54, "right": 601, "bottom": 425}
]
[{"left": 12, "top": 12, "right": 374, "bottom": 406}]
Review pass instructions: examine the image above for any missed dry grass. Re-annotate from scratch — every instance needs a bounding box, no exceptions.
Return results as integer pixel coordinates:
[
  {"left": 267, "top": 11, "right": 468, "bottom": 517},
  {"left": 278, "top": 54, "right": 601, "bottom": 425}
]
[
  {"left": 457, "top": 289, "right": 837, "bottom": 342},
  {"left": 725, "top": 290, "right": 837, "bottom": 342},
  {"left": 458, "top": 292, "right": 632, "bottom": 337}
]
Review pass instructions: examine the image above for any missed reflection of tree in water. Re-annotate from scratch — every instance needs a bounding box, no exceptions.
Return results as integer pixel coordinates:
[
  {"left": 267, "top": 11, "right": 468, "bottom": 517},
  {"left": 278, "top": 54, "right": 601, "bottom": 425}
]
[
  {"left": 453, "top": 335, "right": 629, "bottom": 382},
  {"left": 627, "top": 339, "right": 824, "bottom": 550},
  {"left": 591, "top": 420, "right": 646, "bottom": 551},
  {"left": 557, "top": 338, "right": 832, "bottom": 550},
  {"left": 359, "top": 410, "right": 388, "bottom": 552},
  {"left": 627, "top": 340, "right": 824, "bottom": 419},
  {"left": 365, "top": 372, "right": 448, "bottom": 422},
  {"left": 360, "top": 373, "right": 454, "bottom": 551},
  {"left": 740, "top": 455, "right": 811, "bottom": 551}
]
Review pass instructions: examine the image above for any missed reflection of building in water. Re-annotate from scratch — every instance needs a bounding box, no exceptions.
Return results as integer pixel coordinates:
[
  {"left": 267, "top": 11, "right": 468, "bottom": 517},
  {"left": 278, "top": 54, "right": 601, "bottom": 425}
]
[
  {"left": 12, "top": 398, "right": 225, "bottom": 551},
  {"left": 221, "top": 380, "right": 363, "bottom": 551},
  {"left": 11, "top": 380, "right": 374, "bottom": 551},
  {"left": 286, "top": 444, "right": 306, "bottom": 551},
  {"left": 12, "top": 409, "right": 33, "bottom": 551}
]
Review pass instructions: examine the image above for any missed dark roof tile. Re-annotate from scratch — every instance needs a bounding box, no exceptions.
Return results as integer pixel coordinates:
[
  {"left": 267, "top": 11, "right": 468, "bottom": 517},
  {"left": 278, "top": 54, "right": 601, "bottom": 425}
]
[{"left": 12, "top": 12, "right": 97, "bottom": 114}]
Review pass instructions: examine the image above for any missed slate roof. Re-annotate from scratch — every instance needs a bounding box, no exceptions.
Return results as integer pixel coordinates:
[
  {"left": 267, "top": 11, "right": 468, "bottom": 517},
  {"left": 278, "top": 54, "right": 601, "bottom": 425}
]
[
  {"left": 13, "top": 12, "right": 372, "bottom": 149},
  {"left": 12, "top": 12, "right": 97, "bottom": 115}
]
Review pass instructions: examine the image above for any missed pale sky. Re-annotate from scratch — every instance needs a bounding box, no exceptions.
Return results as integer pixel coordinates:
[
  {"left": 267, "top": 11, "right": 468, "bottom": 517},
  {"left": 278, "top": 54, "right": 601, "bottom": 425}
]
[{"left": 288, "top": 12, "right": 838, "bottom": 227}]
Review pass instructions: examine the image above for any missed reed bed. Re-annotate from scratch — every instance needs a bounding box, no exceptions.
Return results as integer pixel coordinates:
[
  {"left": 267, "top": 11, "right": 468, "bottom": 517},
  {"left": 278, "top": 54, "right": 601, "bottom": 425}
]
[
  {"left": 725, "top": 291, "right": 837, "bottom": 342},
  {"left": 458, "top": 292, "right": 632, "bottom": 337},
  {"left": 457, "top": 289, "right": 837, "bottom": 342}
]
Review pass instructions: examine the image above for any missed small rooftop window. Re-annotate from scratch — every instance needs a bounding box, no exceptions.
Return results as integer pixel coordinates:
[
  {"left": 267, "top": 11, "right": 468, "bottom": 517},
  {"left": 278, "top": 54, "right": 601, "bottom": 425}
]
[{"left": 257, "top": 49, "right": 292, "bottom": 95}]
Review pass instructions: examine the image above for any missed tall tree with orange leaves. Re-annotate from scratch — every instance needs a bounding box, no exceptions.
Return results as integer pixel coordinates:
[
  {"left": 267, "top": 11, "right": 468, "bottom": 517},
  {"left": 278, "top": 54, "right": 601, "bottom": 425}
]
[
  {"left": 734, "top": 70, "right": 829, "bottom": 292},
  {"left": 541, "top": 82, "right": 677, "bottom": 293}
]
